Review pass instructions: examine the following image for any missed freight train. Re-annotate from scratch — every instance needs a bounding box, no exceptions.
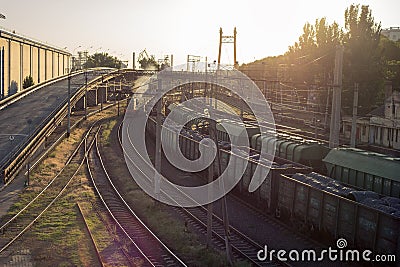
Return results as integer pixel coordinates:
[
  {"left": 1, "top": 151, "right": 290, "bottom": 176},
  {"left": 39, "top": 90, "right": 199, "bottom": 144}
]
[
  {"left": 145, "top": 115, "right": 400, "bottom": 259},
  {"left": 164, "top": 103, "right": 400, "bottom": 198}
]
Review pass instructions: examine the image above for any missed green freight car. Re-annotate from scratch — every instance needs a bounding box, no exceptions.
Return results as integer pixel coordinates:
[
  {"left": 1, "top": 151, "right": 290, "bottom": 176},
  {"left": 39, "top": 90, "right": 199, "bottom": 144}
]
[
  {"left": 323, "top": 148, "right": 400, "bottom": 197},
  {"left": 251, "top": 133, "right": 330, "bottom": 172}
]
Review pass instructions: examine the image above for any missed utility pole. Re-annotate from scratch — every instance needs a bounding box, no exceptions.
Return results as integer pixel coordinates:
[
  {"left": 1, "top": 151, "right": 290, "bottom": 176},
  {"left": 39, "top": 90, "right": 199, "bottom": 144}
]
[
  {"left": 209, "top": 107, "right": 233, "bottom": 265},
  {"left": 105, "top": 81, "right": 108, "bottom": 110},
  {"left": 100, "top": 87, "right": 103, "bottom": 111},
  {"left": 214, "top": 85, "right": 218, "bottom": 110},
  {"left": 117, "top": 90, "right": 120, "bottom": 116},
  {"left": 84, "top": 70, "right": 88, "bottom": 120},
  {"left": 154, "top": 79, "right": 162, "bottom": 200},
  {"left": 206, "top": 140, "right": 213, "bottom": 248},
  {"left": 132, "top": 52, "right": 135, "bottom": 70},
  {"left": 118, "top": 80, "right": 121, "bottom": 116},
  {"left": 1, "top": 46, "right": 4, "bottom": 99},
  {"left": 329, "top": 45, "right": 344, "bottom": 148},
  {"left": 67, "top": 73, "right": 71, "bottom": 137},
  {"left": 204, "top": 56, "right": 208, "bottom": 99},
  {"left": 240, "top": 79, "right": 244, "bottom": 120},
  {"left": 218, "top": 28, "right": 222, "bottom": 70},
  {"left": 324, "top": 84, "right": 331, "bottom": 131},
  {"left": 114, "top": 81, "right": 117, "bottom": 107},
  {"left": 233, "top": 27, "right": 237, "bottom": 69},
  {"left": 350, "top": 83, "right": 359, "bottom": 147}
]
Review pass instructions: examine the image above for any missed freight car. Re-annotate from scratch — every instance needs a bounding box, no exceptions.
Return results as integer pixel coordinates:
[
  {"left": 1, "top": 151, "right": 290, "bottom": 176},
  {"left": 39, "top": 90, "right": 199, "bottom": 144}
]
[
  {"left": 323, "top": 148, "right": 400, "bottom": 198},
  {"left": 251, "top": 132, "right": 330, "bottom": 172},
  {"left": 146, "top": 115, "right": 400, "bottom": 259},
  {"left": 146, "top": 116, "right": 311, "bottom": 204},
  {"left": 162, "top": 103, "right": 400, "bottom": 200},
  {"left": 277, "top": 172, "right": 400, "bottom": 258},
  {"left": 224, "top": 149, "right": 312, "bottom": 212},
  {"left": 166, "top": 102, "right": 329, "bottom": 171}
]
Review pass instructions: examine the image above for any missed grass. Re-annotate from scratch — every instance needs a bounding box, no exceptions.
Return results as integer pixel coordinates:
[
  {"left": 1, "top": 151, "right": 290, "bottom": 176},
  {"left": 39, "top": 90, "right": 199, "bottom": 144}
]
[
  {"left": 101, "top": 120, "right": 117, "bottom": 146},
  {"left": 122, "top": 184, "right": 232, "bottom": 266},
  {"left": 100, "top": 130, "right": 251, "bottom": 266},
  {"left": 1, "top": 100, "right": 250, "bottom": 266},
  {"left": 78, "top": 201, "right": 132, "bottom": 266},
  {"left": 1, "top": 104, "right": 123, "bottom": 266}
]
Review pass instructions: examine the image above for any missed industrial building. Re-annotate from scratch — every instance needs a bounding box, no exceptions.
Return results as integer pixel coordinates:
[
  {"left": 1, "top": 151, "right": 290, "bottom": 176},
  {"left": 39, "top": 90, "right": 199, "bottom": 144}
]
[{"left": 0, "top": 28, "right": 71, "bottom": 98}]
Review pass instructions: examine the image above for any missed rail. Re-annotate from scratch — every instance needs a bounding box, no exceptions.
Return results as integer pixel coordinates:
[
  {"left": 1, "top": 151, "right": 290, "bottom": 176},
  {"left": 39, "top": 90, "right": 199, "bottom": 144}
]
[
  {"left": 90, "top": 135, "right": 186, "bottom": 266},
  {"left": 0, "top": 126, "right": 100, "bottom": 254},
  {"left": 0, "top": 67, "right": 124, "bottom": 185},
  {"left": 76, "top": 203, "right": 105, "bottom": 267},
  {"left": 119, "top": 121, "right": 289, "bottom": 266}
]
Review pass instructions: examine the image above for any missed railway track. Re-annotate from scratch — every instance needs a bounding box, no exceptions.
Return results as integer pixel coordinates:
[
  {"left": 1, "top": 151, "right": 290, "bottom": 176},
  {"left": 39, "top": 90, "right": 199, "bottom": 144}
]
[
  {"left": 175, "top": 206, "right": 287, "bottom": 267},
  {"left": 216, "top": 95, "right": 330, "bottom": 145},
  {"left": 118, "top": 121, "right": 288, "bottom": 266},
  {"left": 0, "top": 123, "right": 100, "bottom": 255},
  {"left": 87, "top": 132, "right": 186, "bottom": 267},
  {"left": 76, "top": 203, "right": 105, "bottom": 267},
  {"left": 82, "top": 199, "right": 140, "bottom": 267},
  {"left": 77, "top": 201, "right": 138, "bottom": 267}
]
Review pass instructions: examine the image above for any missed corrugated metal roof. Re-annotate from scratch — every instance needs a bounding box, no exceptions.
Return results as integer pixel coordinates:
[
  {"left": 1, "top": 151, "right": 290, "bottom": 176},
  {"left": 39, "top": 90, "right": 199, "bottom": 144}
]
[{"left": 323, "top": 148, "right": 400, "bottom": 180}]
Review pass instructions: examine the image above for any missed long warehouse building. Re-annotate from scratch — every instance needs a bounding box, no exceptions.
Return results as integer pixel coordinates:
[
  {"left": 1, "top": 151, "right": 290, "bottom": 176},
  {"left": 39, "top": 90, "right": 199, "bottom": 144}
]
[{"left": 0, "top": 28, "right": 71, "bottom": 98}]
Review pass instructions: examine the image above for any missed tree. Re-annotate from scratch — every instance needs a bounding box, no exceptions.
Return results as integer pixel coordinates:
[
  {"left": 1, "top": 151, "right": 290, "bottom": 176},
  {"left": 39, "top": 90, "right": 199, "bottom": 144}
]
[
  {"left": 380, "top": 36, "right": 400, "bottom": 91},
  {"left": 342, "top": 4, "right": 382, "bottom": 113},
  {"left": 83, "top": 53, "right": 122, "bottom": 69},
  {"left": 22, "top": 75, "right": 34, "bottom": 89},
  {"left": 285, "top": 18, "right": 342, "bottom": 86},
  {"left": 314, "top": 18, "right": 342, "bottom": 84},
  {"left": 240, "top": 4, "right": 398, "bottom": 115},
  {"left": 138, "top": 54, "right": 158, "bottom": 70}
]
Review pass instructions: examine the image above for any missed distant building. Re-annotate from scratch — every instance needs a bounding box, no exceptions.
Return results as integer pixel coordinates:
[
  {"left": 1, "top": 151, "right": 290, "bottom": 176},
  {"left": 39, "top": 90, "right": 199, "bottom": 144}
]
[
  {"left": 342, "top": 82, "right": 400, "bottom": 149},
  {"left": 381, "top": 27, "right": 400, "bottom": 42},
  {"left": 71, "top": 51, "right": 89, "bottom": 71}
]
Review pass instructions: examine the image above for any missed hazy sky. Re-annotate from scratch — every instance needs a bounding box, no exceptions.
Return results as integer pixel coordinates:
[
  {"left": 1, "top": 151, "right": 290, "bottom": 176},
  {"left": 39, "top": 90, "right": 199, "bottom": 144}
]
[{"left": 1, "top": 1, "right": 399, "bottom": 67}]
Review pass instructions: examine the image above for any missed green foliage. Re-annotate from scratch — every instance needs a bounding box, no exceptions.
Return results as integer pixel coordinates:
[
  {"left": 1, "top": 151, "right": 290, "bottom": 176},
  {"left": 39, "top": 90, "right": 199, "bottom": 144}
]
[
  {"left": 22, "top": 75, "right": 34, "bottom": 89},
  {"left": 138, "top": 54, "right": 159, "bottom": 70},
  {"left": 241, "top": 4, "right": 399, "bottom": 115},
  {"left": 23, "top": 76, "right": 34, "bottom": 88},
  {"left": 285, "top": 17, "right": 342, "bottom": 85},
  {"left": 83, "top": 52, "right": 122, "bottom": 69},
  {"left": 380, "top": 36, "right": 400, "bottom": 91},
  {"left": 101, "top": 119, "right": 116, "bottom": 146},
  {"left": 342, "top": 4, "right": 383, "bottom": 113}
]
